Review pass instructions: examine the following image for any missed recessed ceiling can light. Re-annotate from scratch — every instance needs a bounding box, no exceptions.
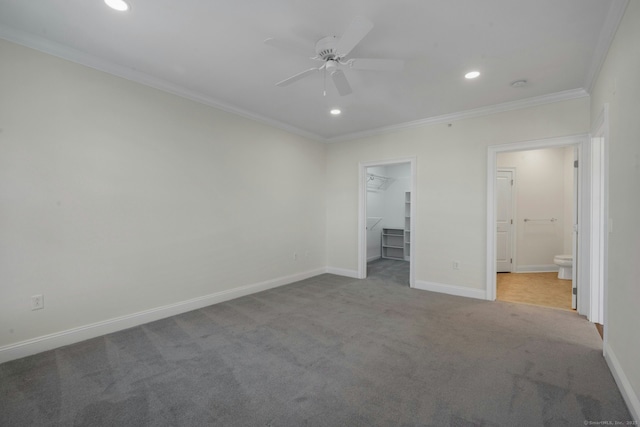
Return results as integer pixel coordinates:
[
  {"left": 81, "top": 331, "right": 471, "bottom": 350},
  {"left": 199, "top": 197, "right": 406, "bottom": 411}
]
[
  {"left": 511, "top": 79, "right": 528, "bottom": 88},
  {"left": 105, "top": 0, "right": 129, "bottom": 11},
  {"left": 330, "top": 109, "right": 341, "bottom": 115},
  {"left": 465, "top": 71, "right": 480, "bottom": 79}
]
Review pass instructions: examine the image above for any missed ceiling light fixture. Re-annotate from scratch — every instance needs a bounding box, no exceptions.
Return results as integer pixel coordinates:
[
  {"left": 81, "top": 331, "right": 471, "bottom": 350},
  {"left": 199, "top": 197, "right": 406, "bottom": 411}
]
[
  {"left": 105, "top": 0, "right": 129, "bottom": 11},
  {"left": 465, "top": 71, "right": 480, "bottom": 79},
  {"left": 330, "top": 109, "right": 342, "bottom": 116},
  {"left": 511, "top": 79, "right": 528, "bottom": 88}
]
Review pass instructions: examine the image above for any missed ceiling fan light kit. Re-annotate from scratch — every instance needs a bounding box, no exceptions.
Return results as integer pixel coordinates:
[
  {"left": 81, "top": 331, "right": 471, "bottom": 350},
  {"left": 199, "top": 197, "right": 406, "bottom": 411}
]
[{"left": 266, "top": 16, "right": 404, "bottom": 97}]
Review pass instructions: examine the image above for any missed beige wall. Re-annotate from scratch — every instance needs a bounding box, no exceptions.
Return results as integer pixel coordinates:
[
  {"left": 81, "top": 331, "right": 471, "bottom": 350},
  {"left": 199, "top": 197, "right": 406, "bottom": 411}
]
[
  {"left": 590, "top": 1, "right": 640, "bottom": 419},
  {"left": 0, "top": 39, "right": 327, "bottom": 348},
  {"left": 326, "top": 98, "right": 589, "bottom": 290}
]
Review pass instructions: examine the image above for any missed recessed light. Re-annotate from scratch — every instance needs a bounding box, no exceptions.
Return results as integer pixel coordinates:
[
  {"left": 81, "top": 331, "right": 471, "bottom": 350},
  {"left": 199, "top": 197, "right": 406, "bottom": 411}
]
[
  {"left": 330, "top": 109, "right": 341, "bottom": 116},
  {"left": 105, "top": 0, "right": 129, "bottom": 11},
  {"left": 465, "top": 71, "right": 480, "bottom": 79}
]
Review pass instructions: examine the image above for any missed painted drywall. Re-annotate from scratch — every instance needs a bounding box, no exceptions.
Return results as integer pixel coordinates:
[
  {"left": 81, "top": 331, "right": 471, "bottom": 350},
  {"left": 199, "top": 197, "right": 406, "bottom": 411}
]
[
  {"left": 326, "top": 97, "right": 590, "bottom": 290},
  {"left": 380, "top": 164, "right": 411, "bottom": 230},
  {"left": 0, "top": 39, "right": 327, "bottom": 349},
  {"left": 590, "top": 1, "right": 640, "bottom": 419},
  {"left": 497, "top": 147, "right": 572, "bottom": 271}
]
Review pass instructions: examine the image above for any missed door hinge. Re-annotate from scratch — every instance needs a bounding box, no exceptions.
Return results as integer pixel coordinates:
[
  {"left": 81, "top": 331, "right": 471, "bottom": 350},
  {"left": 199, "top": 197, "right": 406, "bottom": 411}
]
[
  {"left": 511, "top": 179, "right": 514, "bottom": 185},
  {"left": 510, "top": 219, "right": 513, "bottom": 225},
  {"left": 574, "top": 160, "right": 579, "bottom": 168},
  {"left": 573, "top": 287, "right": 577, "bottom": 295},
  {"left": 510, "top": 258, "right": 513, "bottom": 264}
]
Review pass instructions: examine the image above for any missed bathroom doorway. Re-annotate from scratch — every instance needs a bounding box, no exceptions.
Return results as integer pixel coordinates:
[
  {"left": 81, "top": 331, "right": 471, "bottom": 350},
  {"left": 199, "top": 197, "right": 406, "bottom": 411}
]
[
  {"left": 494, "top": 146, "right": 577, "bottom": 310},
  {"left": 488, "top": 132, "right": 608, "bottom": 325},
  {"left": 494, "top": 146, "right": 577, "bottom": 311}
]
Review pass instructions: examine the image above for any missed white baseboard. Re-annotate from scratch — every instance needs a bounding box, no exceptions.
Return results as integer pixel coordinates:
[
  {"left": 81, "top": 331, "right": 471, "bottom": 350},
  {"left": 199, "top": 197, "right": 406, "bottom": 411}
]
[
  {"left": 367, "top": 255, "right": 381, "bottom": 262},
  {"left": 604, "top": 342, "right": 640, "bottom": 422},
  {"left": 0, "top": 268, "right": 326, "bottom": 364},
  {"left": 413, "top": 280, "right": 487, "bottom": 300},
  {"left": 516, "top": 264, "right": 559, "bottom": 273},
  {"left": 325, "top": 267, "right": 360, "bottom": 278}
]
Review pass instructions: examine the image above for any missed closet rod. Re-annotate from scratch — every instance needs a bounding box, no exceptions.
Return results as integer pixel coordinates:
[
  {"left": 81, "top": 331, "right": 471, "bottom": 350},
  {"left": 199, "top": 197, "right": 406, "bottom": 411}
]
[{"left": 523, "top": 218, "right": 557, "bottom": 222}]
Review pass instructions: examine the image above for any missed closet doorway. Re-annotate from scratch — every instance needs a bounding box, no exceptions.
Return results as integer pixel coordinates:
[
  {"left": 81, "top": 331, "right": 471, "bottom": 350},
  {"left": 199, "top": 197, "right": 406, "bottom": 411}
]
[{"left": 358, "top": 157, "right": 416, "bottom": 287}]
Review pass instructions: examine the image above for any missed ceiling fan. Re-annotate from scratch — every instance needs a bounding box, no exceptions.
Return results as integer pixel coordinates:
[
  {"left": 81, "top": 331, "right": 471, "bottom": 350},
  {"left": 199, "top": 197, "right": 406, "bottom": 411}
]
[{"left": 264, "top": 16, "right": 404, "bottom": 96}]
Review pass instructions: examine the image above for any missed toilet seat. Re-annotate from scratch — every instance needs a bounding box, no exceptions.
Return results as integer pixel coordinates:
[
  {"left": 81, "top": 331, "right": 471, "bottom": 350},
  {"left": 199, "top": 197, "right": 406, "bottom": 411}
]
[{"left": 554, "top": 255, "right": 572, "bottom": 267}]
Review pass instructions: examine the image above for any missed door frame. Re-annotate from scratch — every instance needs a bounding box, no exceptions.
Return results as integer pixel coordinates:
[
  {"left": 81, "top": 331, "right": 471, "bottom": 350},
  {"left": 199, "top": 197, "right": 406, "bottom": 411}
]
[
  {"left": 590, "top": 104, "right": 609, "bottom": 329},
  {"left": 358, "top": 157, "right": 416, "bottom": 286},
  {"left": 496, "top": 167, "right": 517, "bottom": 273},
  {"left": 486, "top": 135, "right": 592, "bottom": 318}
]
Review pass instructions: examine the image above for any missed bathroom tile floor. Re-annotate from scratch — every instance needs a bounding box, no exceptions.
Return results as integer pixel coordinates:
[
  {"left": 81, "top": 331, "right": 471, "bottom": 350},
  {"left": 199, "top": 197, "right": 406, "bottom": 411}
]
[{"left": 497, "top": 272, "right": 573, "bottom": 310}]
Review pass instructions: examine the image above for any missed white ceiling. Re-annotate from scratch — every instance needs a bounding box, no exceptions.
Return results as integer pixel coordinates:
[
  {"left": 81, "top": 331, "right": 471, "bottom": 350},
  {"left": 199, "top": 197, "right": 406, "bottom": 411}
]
[{"left": 0, "top": 0, "right": 628, "bottom": 141}]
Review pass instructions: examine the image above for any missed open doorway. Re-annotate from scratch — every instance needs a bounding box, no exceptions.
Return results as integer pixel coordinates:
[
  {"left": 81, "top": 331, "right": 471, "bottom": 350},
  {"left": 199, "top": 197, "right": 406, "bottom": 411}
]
[
  {"left": 486, "top": 135, "right": 597, "bottom": 320},
  {"left": 495, "top": 146, "right": 577, "bottom": 311},
  {"left": 358, "top": 157, "right": 416, "bottom": 287}
]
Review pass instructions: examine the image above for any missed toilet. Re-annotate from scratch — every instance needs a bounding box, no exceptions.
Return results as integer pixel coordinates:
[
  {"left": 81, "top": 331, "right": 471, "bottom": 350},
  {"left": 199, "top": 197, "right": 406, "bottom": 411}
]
[{"left": 553, "top": 254, "right": 573, "bottom": 280}]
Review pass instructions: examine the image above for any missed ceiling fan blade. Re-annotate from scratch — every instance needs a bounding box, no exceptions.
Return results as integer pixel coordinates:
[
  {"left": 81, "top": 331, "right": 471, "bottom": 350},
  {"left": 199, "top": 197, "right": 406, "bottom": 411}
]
[
  {"left": 335, "top": 16, "right": 373, "bottom": 57},
  {"left": 331, "top": 69, "right": 352, "bottom": 96},
  {"left": 276, "top": 68, "right": 319, "bottom": 87},
  {"left": 349, "top": 58, "right": 404, "bottom": 71},
  {"left": 264, "top": 38, "right": 313, "bottom": 58}
]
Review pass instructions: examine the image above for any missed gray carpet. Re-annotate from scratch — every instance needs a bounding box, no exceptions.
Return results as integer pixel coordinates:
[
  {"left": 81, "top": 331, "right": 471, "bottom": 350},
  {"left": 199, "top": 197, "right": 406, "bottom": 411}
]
[
  {"left": 0, "top": 270, "right": 631, "bottom": 426},
  {"left": 367, "top": 258, "right": 410, "bottom": 286}
]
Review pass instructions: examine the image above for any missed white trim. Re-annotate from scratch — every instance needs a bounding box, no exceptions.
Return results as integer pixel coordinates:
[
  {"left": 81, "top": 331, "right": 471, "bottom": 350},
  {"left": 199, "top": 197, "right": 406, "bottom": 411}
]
[
  {"left": 0, "top": 25, "right": 323, "bottom": 143},
  {"left": 584, "top": 1, "right": 630, "bottom": 93},
  {"left": 590, "top": 137, "right": 605, "bottom": 324},
  {"left": 414, "top": 280, "right": 486, "bottom": 300},
  {"left": 0, "top": 268, "right": 325, "bottom": 364},
  {"left": 515, "top": 265, "right": 559, "bottom": 273},
  {"left": 604, "top": 342, "right": 640, "bottom": 422},
  {"left": 367, "top": 255, "right": 382, "bottom": 263},
  {"left": 576, "top": 139, "right": 591, "bottom": 316},
  {"left": 325, "top": 267, "right": 360, "bottom": 278},
  {"left": 590, "top": 104, "right": 609, "bottom": 327},
  {"left": 328, "top": 89, "right": 588, "bottom": 143},
  {"left": 487, "top": 134, "right": 590, "bottom": 305},
  {"left": 358, "top": 157, "right": 417, "bottom": 286}
]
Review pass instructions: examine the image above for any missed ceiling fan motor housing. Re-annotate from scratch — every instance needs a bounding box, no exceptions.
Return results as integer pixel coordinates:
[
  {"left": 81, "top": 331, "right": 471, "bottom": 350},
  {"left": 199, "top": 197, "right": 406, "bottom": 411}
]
[{"left": 315, "top": 36, "right": 339, "bottom": 60}]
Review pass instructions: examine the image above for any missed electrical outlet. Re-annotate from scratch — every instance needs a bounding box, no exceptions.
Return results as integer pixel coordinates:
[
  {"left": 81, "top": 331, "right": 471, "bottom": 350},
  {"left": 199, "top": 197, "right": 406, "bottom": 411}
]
[
  {"left": 31, "top": 294, "right": 44, "bottom": 311},
  {"left": 452, "top": 261, "right": 461, "bottom": 270}
]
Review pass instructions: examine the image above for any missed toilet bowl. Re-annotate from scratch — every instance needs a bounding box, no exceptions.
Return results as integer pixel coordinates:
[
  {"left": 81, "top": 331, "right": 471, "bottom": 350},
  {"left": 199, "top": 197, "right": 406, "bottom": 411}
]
[{"left": 553, "top": 254, "right": 573, "bottom": 280}]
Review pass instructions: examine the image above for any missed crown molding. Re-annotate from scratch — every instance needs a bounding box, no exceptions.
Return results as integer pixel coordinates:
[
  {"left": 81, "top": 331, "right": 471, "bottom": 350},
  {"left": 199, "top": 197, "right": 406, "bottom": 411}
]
[
  {"left": 326, "top": 88, "right": 589, "bottom": 143},
  {"left": 0, "top": 24, "right": 324, "bottom": 142},
  {"left": 1, "top": 24, "right": 592, "bottom": 145},
  {"left": 584, "top": 0, "right": 629, "bottom": 94}
]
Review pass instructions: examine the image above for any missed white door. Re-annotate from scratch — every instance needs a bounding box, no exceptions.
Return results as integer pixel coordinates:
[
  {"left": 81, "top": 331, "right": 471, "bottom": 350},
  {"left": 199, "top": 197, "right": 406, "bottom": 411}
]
[{"left": 496, "top": 169, "right": 514, "bottom": 273}]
